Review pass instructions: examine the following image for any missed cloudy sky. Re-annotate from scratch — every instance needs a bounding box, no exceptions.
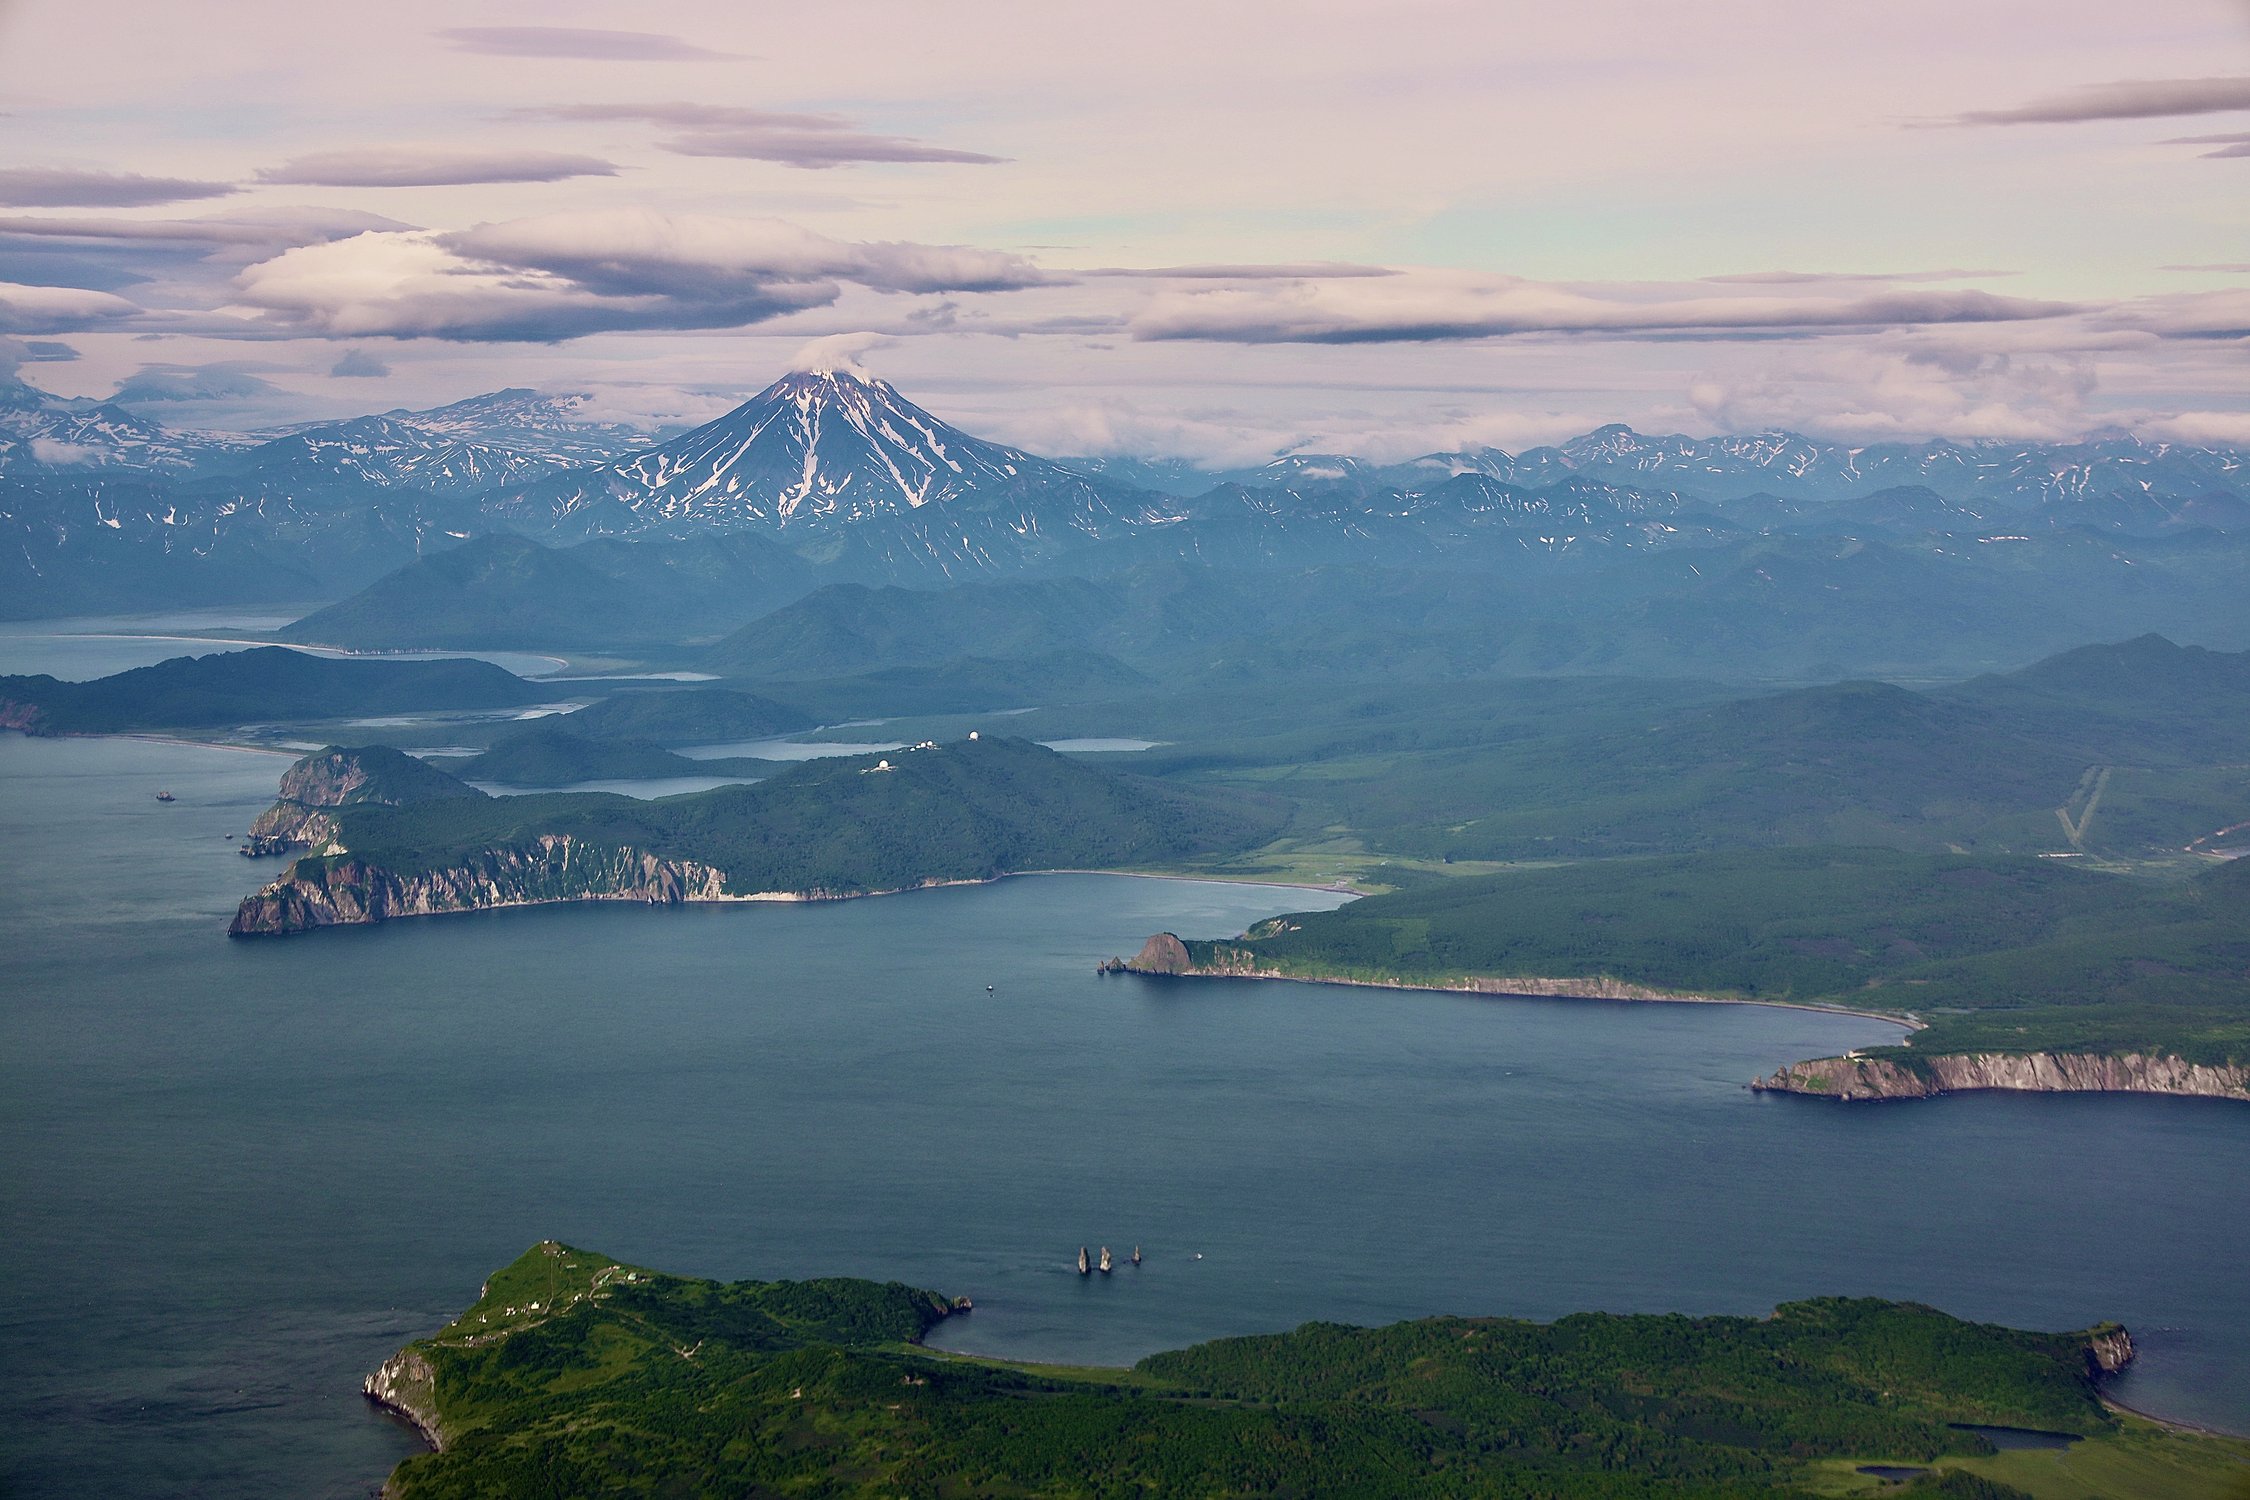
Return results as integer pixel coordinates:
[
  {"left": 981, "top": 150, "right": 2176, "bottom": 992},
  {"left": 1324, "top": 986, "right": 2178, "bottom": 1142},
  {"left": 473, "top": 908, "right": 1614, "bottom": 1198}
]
[{"left": 1, "top": 0, "right": 2245, "bottom": 461}]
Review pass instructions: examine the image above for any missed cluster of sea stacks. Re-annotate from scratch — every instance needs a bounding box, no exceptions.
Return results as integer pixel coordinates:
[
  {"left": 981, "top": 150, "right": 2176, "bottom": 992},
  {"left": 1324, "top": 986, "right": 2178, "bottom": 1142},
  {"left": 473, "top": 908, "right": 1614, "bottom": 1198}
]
[{"left": 1076, "top": 1245, "right": 1141, "bottom": 1275}]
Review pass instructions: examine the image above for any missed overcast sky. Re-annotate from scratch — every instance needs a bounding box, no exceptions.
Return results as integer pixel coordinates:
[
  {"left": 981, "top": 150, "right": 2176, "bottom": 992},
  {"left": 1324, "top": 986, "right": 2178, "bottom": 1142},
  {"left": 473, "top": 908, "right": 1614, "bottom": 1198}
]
[{"left": 1, "top": 0, "right": 2245, "bottom": 460}]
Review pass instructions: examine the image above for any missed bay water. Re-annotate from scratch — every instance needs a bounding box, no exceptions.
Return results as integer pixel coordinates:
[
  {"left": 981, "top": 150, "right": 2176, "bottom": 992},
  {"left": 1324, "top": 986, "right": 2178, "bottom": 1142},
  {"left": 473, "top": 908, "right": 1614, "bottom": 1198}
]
[{"left": 2, "top": 732, "right": 2246, "bottom": 1497}]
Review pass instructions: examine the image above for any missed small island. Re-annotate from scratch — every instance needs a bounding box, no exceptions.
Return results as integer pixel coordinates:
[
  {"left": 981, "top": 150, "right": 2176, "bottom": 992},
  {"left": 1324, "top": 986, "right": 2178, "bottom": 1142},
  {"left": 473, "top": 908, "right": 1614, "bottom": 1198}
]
[{"left": 366, "top": 1241, "right": 2247, "bottom": 1499}]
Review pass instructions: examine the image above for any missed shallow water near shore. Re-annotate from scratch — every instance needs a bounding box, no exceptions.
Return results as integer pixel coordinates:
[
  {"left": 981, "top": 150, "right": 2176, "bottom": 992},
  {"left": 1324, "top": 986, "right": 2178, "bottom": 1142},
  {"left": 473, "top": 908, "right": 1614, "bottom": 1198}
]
[{"left": 3, "top": 732, "right": 2248, "bottom": 1498}]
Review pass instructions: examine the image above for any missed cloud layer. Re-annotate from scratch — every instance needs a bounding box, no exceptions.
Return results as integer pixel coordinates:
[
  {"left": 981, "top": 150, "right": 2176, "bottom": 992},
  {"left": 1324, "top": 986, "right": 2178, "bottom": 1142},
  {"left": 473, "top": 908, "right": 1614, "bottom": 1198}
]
[
  {"left": 516, "top": 103, "right": 1006, "bottom": 168},
  {"left": 258, "top": 148, "right": 621, "bottom": 187},
  {"left": 1949, "top": 75, "right": 2250, "bottom": 125},
  {"left": 232, "top": 210, "right": 1048, "bottom": 340},
  {"left": 1132, "top": 272, "right": 2074, "bottom": 344},
  {"left": 0, "top": 168, "right": 238, "bottom": 208},
  {"left": 436, "top": 26, "right": 734, "bottom": 61}
]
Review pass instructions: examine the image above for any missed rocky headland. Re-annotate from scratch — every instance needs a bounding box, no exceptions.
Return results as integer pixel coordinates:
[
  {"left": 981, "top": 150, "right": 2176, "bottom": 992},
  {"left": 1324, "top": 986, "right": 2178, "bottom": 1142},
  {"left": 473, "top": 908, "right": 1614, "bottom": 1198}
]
[{"left": 1753, "top": 1051, "right": 2250, "bottom": 1104}]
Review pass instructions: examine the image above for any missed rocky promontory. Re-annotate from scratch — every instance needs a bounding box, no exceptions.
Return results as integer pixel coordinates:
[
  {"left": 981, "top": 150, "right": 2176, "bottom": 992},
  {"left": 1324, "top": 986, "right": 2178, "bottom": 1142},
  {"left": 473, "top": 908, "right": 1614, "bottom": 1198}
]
[
  {"left": 231, "top": 836, "right": 729, "bottom": 935},
  {"left": 1753, "top": 1051, "right": 2250, "bottom": 1103},
  {"left": 246, "top": 744, "right": 485, "bottom": 850}
]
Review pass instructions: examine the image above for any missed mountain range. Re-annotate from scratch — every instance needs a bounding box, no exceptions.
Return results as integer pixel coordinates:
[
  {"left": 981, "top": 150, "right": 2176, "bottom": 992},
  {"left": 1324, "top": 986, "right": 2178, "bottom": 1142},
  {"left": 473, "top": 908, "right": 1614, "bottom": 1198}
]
[{"left": 4, "top": 363, "right": 2248, "bottom": 628}]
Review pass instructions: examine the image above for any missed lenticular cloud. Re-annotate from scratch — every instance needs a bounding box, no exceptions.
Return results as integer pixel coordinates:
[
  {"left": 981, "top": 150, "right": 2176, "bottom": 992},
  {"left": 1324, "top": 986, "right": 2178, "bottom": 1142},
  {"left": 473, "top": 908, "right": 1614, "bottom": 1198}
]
[{"left": 231, "top": 210, "right": 1048, "bottom": 342}]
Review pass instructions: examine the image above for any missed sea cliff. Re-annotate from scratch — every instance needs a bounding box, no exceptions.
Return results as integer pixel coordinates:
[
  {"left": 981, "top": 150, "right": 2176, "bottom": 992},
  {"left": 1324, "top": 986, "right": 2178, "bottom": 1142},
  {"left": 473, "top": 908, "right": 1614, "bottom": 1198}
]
[
  {"left": 230, "top": 836, "right": 729, "bottom": 935},
  {"left": 364, "top": 1348, "right": 445, "bottom": 1453},
  {"left": 1753, "top": 1051, "right": 2250, "bottom": 1103}
]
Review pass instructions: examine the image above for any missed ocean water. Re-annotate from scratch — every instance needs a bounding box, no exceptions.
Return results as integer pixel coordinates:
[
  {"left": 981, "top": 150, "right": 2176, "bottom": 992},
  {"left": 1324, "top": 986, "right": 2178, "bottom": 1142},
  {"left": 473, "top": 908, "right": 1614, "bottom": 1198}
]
[{"left": 2, "top": 733, "right": 2247, "bottom": 1498}]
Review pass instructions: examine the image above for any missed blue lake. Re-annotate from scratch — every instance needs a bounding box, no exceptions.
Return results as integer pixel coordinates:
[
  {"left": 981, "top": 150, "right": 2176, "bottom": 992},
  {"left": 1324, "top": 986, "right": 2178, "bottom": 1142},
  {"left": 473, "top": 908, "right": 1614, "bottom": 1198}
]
[{"left": 1, "top": 733, "right": 2246, "bottom": 1498}]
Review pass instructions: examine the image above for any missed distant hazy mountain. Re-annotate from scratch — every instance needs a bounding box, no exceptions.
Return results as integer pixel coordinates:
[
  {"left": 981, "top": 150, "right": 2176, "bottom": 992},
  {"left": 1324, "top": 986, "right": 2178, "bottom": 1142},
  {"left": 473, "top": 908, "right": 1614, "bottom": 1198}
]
[
  {"left": 0, "top": 378, "right": 236, "bottom": 475},
  {"left": 211, "top": 415, "right": 577, "bottom": 498},
  {"left": 385, "top": 389, "right": 656, "bottom": 465}
]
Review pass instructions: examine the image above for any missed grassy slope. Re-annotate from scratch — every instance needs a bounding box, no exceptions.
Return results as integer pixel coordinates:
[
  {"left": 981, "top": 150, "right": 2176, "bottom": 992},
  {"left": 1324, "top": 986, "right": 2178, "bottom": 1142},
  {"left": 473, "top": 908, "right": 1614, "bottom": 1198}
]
[
  {"left": 380, "top": 1243, "right": 2250, "bottom": 1500},
  {"left": 1159, "top": 848, "right": 2250, "bottom": 1065}
]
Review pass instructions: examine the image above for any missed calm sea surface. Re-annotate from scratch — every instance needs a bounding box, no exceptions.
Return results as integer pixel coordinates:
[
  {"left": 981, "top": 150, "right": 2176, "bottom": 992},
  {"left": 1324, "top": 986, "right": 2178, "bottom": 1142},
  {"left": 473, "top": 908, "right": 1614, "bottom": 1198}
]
[{"left": 3, "top": 732, "right": 2247, "bottom": 1499}]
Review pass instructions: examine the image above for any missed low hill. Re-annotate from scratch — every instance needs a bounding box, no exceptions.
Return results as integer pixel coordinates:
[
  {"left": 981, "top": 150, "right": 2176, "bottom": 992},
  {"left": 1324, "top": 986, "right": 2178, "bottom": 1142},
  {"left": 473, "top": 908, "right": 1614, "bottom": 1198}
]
[
  {"left": 0, "top": 646, "right": 545, "bottom": 734},
  {"left": 365, "top": 1240, "right": 2211, "bottom": 1499},
  {"left": 751, "top": 650, "right": 1153, "bottom": 720},
  {"left": 556, "top": 687, "right": 813, "bottom": 744},
  {"left": 232, "top": 737, "right": 1282, "bottom": 935},
  {"left": 451, "top": 724, "right": 759, "bottom": 787}
]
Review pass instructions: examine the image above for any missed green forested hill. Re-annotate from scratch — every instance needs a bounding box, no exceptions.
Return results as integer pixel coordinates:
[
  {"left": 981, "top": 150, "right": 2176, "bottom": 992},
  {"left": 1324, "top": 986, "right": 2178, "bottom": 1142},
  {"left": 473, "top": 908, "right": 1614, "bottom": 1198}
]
[
  {"left": 236, "top": 737, "right": 1286, "bottom": 933},
  {"left": 1149, "top": 847, "right": 2250, "bottom": 1065},
  {"left": 343, "top": 735, "right": 1280, "bottom": 890},
  {"left": 372, "top": 1242, "right": 2243, "bottom": 1500}
]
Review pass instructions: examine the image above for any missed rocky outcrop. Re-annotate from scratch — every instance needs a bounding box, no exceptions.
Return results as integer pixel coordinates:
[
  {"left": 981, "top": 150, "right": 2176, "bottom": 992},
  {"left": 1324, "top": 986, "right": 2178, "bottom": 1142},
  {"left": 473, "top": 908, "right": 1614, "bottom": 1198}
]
[
  {"left": 2086, "top": 1324, "right": 2135, "bottom": 1376},
  {"left": 1123, "top": 932, "right": 1194, "bottom": 974},
  {"left": 1754, "top": 1051, "right": 2250, "bottom": 1103},
  {"left": 230, "top": 836, "right": 729, "bottom": 936},
  {"left": 244, "top": 802, "right": 344, "bottom": 851},
  {"left": 0, "top": 698, "right": 45, "bottom": 733},
  {"left": 364, "top": 1348, "right": 444, "bottom": 1451}
]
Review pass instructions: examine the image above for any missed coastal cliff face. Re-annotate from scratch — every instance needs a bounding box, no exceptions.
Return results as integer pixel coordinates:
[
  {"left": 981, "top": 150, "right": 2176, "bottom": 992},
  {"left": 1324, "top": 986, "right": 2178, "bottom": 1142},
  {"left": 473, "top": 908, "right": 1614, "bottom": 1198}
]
[
  {"left": 364, "top": 1348, "right": 444, "bottom": 1453},
  {"left": 1754, "top": 1051, "right": 2250, "bottom": 1103},
  {"left": 244, "top": 802, "right": 343, "bottom": 849},
  {"left": 230, "top": 836, "right": 729, "bottom": 936}
]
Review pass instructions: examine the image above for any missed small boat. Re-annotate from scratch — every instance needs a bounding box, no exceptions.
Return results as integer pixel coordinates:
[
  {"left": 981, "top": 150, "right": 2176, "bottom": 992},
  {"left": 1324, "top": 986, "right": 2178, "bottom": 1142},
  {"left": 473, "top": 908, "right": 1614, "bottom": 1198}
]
[
  {"left": 1076, "top": 1246, "right": 1090, "bottom": 1276},
  {"left": 1098, "top": 1246, "right": 1113, "bottom": 1274},
  {"left": 986, "top": 984, "right": 995, "bottom": 993},
  {"left": 1130, "top": 1246, "right": 1141, "bottom": 1266},
  {"left": 154, "top": 791, "right": 176, "bottom": 803}
]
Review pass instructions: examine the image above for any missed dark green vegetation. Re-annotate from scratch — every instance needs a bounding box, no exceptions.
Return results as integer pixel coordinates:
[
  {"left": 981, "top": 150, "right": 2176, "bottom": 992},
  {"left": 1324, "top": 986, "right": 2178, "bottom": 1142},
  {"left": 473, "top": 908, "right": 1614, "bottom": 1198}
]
[
  {"left": 0, "top": 646, "right": 545, "bottom": 734},
  {"left": 375, "top": 1242, "right": 2228, "bottom": 1500},
  {"left": 1155, "top": 848, "right": 2250, "bottom": 1066},
  {"left": 253, "top": 737, "right": 1279, "bottom": 921},
  {"left": 961, "top": 635, "right": 2250, "bottom": 868},
  {"left": 445, "top": 723, "right": 768, "bottom": 788},
  {"left": 554, "top": 686, "right": 813, "bottom": 743}
]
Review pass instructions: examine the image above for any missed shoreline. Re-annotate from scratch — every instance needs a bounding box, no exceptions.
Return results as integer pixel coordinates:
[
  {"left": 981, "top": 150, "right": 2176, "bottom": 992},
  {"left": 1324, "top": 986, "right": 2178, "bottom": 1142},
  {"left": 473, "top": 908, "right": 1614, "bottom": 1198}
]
[
  {"left": 1119, "top": 958, "right": 1925, "bottom": 1033},
  {"left": 2102, "top": 1393, "right": 2250, "bottom": 1441}
]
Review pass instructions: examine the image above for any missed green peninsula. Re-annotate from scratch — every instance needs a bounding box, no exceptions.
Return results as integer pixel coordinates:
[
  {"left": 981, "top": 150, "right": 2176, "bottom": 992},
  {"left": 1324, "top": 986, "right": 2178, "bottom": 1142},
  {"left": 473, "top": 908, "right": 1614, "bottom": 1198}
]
[
  {"left": 233, "top": 736, "right": 1279, "bottom": 935},
  {"left": 1113, "top": 847, "right": 2250, "bottom": 1104},
  {"left": 368, "top": 1242, "right": 2249, "bottom": 1499}
]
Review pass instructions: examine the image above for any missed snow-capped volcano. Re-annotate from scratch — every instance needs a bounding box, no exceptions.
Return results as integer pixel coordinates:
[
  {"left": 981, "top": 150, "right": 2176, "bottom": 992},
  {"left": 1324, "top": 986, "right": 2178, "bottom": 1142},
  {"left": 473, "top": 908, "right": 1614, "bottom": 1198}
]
[
  {"left": 599, "top": 369, "right": 1094, "bottom": 527},
  {"left": 490, "top": 368, "right": 1168, "bottom": 564}
]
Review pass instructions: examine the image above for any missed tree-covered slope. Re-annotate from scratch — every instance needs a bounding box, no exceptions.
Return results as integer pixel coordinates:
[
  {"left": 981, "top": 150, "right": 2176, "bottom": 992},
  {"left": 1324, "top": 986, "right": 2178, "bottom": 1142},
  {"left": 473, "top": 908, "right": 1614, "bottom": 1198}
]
[
  {"left": 370, "top": 1241, "right": 2214, "bottom": 1500},
  {"left": 1134, "top": 847, "right": 2250, "bottom": 1068}
]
